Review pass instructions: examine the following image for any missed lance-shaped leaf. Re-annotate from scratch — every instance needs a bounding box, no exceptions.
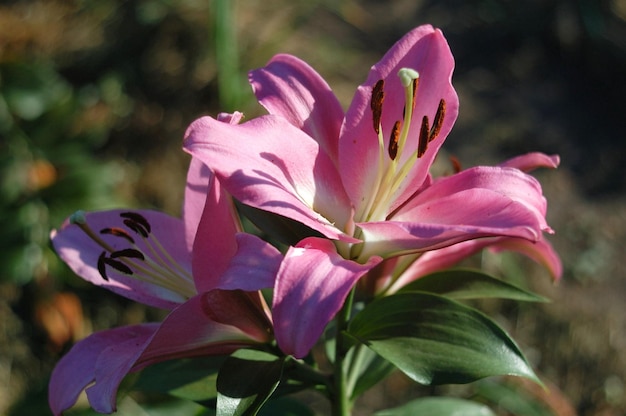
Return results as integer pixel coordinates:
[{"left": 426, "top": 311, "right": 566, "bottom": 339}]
[
  {"left": 347, "top": 292, "right": 540, "bottom": 385},
  {"left": 373, "top": 397, "right": 496, "bottom": 416},
  {"left": 216, "top": 349, "right": 285, "bottom": 416},
  {"left": 397, "top": 269, "right": 548, "bottom": 302}
]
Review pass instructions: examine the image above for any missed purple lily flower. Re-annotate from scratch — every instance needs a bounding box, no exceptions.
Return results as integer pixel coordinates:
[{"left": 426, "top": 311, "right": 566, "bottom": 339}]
[
  {"left": 183, "top": 25, "right": 560, "bottom": 356},
  {"left": 48, "top": 154, "right": 282, "bottom": 415}
]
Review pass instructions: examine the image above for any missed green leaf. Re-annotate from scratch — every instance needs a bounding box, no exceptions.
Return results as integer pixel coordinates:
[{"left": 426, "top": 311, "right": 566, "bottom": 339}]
[
  {"left": 373, "top": 397, "right": 496, "bottom": 416},
  {"left": 133, "top": 356, "right": 226, "bottom": 402},
  {"left": 216, "top": 350, "right": 285, "bottom": 416},
  {"left": 474, "top": 379, "right": 554, "bottom": 416},
  {"left": 347, "top": 292, "right": 539, "bottom": 385},
  {"left": 257, "top": 397, "right": 315, "bottom": 416},
  {"left": 344, "top": 344, "right": 396, "bottom": 400},
  {"left": 398, "top": 269, "right": 547, "bottom": 302}
]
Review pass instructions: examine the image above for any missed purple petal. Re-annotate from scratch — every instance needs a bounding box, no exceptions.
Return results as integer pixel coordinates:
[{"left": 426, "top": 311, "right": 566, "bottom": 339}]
[
  {"left": 250, "top": 54, "right": 344, "bottom": 164},
  {"left": 49, "top": 324, "right": 158, "bottom": 415},
  {"left": 339, "top": 25, "right": 458, "bottom": 216},
  {"left": 272, "top": 238, "right": 381, "bottom": 358},
  {"left": 51, "top": 210, "right": 194, "bottom": 309},
  {"left": 184, "top": 114, "right": 356, "bottom": 242}
]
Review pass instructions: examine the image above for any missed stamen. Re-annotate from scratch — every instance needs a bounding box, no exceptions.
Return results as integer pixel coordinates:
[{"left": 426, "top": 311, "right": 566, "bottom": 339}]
[
  {"left": 450, "top": 155, "right": 462, "bottom": 173},
  {"left": 123, "top": 219, "right": 149, "bottom": 238},
  {"left": 370, "top": 79, "right": 385, "bottom": 134},
  {"left": 100, "top": 227, "right": 135, "bottom": 244},
  {"left": 388, "top": 121, "right": 401, "bottom": 160},
  {"left": 429, "top": 99, "right": 446, "bottom": 142},
  {"left": 97, "top": 251, "right": 109, "bottom": 281},
  {"left": 102, "top": 256, "right": 134, "bottom": 275},
  {"left": 120, "top": 212, "right": 151, "bottom": 234},
  {"left": 417, "top": 116, "right": 430, "bottom": 158},
  {"left": 111, "top": 248, "right": 145, "bottom": 260}
]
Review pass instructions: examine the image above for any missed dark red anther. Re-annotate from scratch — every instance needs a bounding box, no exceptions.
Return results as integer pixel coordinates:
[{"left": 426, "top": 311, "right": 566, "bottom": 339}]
[
  {"left": 370, "top": 79, "right": 385, "bottom": 134},
  {"left": 97, "top": 251, "right": 109, "bottom": 281},
  {"left": 429, "top": 99, "right": 446, "bottom": 142},
  {"left": 123, "top": 219, "right": 149, "bottom": 238},
  {"left": 411, "top": 78, "right": 419, "bottom": 111},
  {"left": 120, "top": 212, "right": 151, "bottom": 234},
  {"left": 111, "top": 248, "right": 145, "bottom": 261},
  {"left": 102, "top": 257, "right": 134, "bottom": 275},
  {"left": 450, "top": 155, "right": 462, "bottom": 173},
  {"left": 100, "top": 227, "right": 135, "bottom": 244},
  {"left": 388, "top": 121, "right": 401, "bottom": 160},
  {"left": 417, "top": 116, "right": 430, "bottom": 158}
]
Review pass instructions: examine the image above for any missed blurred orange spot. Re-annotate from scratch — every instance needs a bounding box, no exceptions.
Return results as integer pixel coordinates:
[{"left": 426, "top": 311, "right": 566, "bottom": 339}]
[{"left": 35, "top": 292, "right": 85, "bottom": 351}]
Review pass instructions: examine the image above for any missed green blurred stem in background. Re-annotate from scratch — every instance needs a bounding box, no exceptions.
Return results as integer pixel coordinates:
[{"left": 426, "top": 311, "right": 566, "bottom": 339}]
[{"left": 212, "top": 0, "right": 244, "bottom": 111}]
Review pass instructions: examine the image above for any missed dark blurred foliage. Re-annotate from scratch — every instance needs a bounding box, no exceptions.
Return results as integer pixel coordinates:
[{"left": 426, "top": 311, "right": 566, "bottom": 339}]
[{"left": 1, "top": 0, "right": 625, "bottom": 415}]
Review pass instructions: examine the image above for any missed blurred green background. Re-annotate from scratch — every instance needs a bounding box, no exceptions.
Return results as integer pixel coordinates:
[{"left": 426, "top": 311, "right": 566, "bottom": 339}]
[{"left": 1, "top": 0, "right": 625, "bottom": 415}]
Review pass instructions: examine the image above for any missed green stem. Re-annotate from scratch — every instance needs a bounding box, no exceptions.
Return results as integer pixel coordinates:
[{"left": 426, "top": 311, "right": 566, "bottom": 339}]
[
  {"left": 332, "top": 288, "right": 355, "bottom": 416},
  {"left": 211, "top": 0, "right": 241, "bottom": 111}
]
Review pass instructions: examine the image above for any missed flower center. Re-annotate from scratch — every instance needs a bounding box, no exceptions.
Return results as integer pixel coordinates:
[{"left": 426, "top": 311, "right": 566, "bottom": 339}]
[
  {"left": 358, "top": 68, "right": 446, "bottom": 224},
  {"left": 70, "top": 210, "right": 196, "bottom": 298}
]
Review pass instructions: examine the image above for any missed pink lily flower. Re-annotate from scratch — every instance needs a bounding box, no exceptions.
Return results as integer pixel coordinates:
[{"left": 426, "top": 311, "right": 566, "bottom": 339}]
[
  {"left": 360, "top": 152, "right": 563, "bottom": 295},
  {"left": 48, "top": 154, "right": 282, "bottom": 415},
  {"left": 183, "top": 25, "right": 559, "bottom": 356}
]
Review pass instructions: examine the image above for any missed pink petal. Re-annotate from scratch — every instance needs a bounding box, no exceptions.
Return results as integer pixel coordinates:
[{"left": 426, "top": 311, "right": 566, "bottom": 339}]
[
  {"left": 49, "top": 324, "right": 158, "bottom": 415},
  {"left": 339, "top": 25, "right": 458, "bottom": 216},
  {"left": 488, "top": 236, "right": 563, "bottom": 281},
  {"left": 136, "top": 291, "right": 273, "bottom": 369},
  {"left": 272, "top": 238, "right": 381, "bottom": 358},
  {"left": 191, "top": 171, "right": 240, "bottom": 293},
  {"left": 208, "top": 233, "right": 282, "bottom": 291},
  {"left": 357, "top": 188, "right": 544, "bottom": 260},
  {"left": 184, "top": 114, "right": 356, "bottom": 242},
  {"left": 397, "top": 166, "right": 552, "bottom": 230},
  {"left": 499, "top": 152, "right": 560, "bottom": 172},
  {"left": 51, "top": 210, "right": 194, "bottom": 310},
  {"left": 387, "top": 235, "right": 562, "bottom": 293},
  {"left": 183, "top": 157, "right": 215, "bottom": 252},
  {"left": 249, "top": 54, "right": 344, "bottom": 164}
]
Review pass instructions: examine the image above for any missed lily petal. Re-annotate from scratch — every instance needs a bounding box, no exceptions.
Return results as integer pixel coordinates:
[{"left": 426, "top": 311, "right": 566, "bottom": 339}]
[
  {"left": 209, "top": 233, "right": 283, "bottom": 291},
  {"left": 488, "top": 236, "right": 563, "bottom": 281},
  {"left": 49, "top": 323, "right": 159, "bottom": 415},
  {"left": 191, "top": 168, "right": 240, "bottom": 292},
  {"left": 250, "top": 53, "right": 344, "bottom": 164},
  {"left": 386, "top": 235, "right": 562, "bottom": 293},
  {"left": 273, "top": 238, "right": 381, "bottom": 358},
  {"left": 77, "top": 291, "right": 273, "bottom": 414},
  {"left": 397, "top": 166, "right": 552, "bottom": 230},
  {"left": 339, "top": 25, "right": 458, "bottom": 215},
  {"left": 184, "top": 114, "right": 356, "bottom": 242},
  {"left": 51, "top": 209, "right": 194, "bottom": 310},
  {"left": 499, "top": 152, "right": 560, "bottom": 172},
  {"left": 135, "top": 291, "right": 273, "bottom": 369},
  {"left": 358, "top": 188, "right": 543, "bottom": 260},
  {"left": 183, "top": 157, "right": 214, "bottom": 252}
]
